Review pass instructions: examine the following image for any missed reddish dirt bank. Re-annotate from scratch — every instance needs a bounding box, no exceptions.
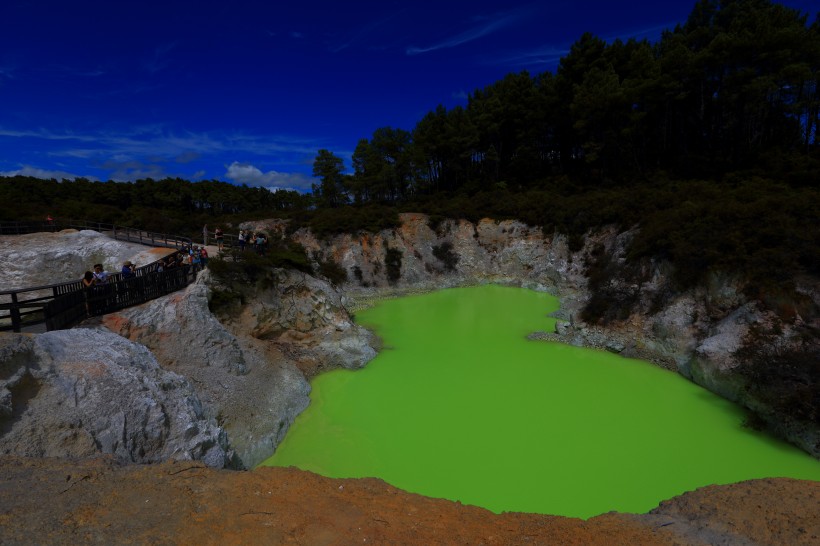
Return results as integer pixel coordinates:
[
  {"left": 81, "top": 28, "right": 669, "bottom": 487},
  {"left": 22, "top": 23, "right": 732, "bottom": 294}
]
[{"left": 0, "top": 457, "right": 817, "bottom": 545}]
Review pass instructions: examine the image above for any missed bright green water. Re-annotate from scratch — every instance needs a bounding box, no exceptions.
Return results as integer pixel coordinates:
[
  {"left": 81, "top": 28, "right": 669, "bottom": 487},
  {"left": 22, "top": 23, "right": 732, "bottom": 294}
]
[{"left": 261, "top": 285, "right": 820, "bottom": 518}]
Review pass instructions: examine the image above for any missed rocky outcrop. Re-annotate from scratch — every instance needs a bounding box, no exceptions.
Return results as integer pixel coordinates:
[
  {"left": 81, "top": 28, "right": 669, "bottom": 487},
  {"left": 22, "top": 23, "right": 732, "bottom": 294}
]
[
  {"left": 0, "top": 329, "right": 235, "bottom": 467},
  {"left": 220, "top": 268, "right": 378, "bottom": 374},
  {"left": 97, "top": 268, "right": 376, "bottom": 468},
  {"left": 285, "top": 213, "right": 587, "bottom": 295},
  {"left": 96, "top": 272, "right": 309, "bottom": 468}
]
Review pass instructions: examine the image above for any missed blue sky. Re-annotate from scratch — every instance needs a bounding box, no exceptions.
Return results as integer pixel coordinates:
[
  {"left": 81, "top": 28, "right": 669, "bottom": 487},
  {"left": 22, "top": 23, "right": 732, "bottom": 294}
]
[{"left": 1, "top": 0, "right": 817, "bottom": 191}]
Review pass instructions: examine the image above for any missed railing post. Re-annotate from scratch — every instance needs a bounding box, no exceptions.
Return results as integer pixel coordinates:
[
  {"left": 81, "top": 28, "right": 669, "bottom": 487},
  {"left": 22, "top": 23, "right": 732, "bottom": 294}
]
[{"left": 10, "top": 293, "right": 21, "bottom": 333}]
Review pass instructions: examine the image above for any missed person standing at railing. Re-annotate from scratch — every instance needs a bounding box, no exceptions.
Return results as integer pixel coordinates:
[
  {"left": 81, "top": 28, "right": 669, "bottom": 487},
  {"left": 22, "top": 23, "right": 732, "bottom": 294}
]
[
  {"left": 81, "top": 271, "right": 96, "bottom": 316},
  {"left": 121, "top": 261, "right": 135, "bottom": 278},
  {"left": 214, "top": 226, "right": 224, "bottom": 251},
  {"left": 92, "top": 263, "right": 111, "bottom": 312},
  {"left": 92, "top": 264, "right": 108, "bottom": 284}
]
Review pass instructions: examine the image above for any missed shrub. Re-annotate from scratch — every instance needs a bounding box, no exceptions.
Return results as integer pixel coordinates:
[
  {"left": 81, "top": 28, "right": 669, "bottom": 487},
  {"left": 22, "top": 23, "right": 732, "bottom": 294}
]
[
  {"left": 432, "top": 241, "right": 459, "bottom": 271},
  {"left": 208, "top": 288, "right": 244, "bottom": 313},
  {"left": 352, "top": 265, "right": 364, "bottom": 284},
  {"left": 317, "top": 258, "right": 348, "bottom": 285},
  {"left": 735, "top": 340, "right": 820, "bottom": 426},
  {"left": 384, "top": 245, "right": 402, "bottom": 284},
  {"left": 308, "top": 204, "right": 400, "bottom": 236},
  {"left": 208, "top": 240, "right": 311, "bottom": 287}
]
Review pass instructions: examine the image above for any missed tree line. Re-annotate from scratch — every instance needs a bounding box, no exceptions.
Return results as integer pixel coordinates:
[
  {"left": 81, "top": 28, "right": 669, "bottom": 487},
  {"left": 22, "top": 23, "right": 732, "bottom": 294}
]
[
  {"left": 312, "top": 0, "right": 820, "bottom": 206},
  {"left": 0, "top": 176, "right": 310, "bottom": 237}
]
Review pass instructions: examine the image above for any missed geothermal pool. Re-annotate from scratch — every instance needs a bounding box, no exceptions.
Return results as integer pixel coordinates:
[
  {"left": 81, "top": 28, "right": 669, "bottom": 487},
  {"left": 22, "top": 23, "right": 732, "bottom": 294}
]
[{"left": 261, "top": 285, "right": 820, "bottom": 518}]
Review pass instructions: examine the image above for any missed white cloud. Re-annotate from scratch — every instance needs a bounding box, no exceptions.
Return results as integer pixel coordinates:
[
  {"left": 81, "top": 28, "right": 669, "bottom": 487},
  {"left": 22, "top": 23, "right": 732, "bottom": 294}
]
[
  {"left": 406, "top": 8, "right": 530, "bottom": 55},
  {"left": 0, "top": 124, "right": 325, "bottom": 184},
  {"left": 99, "top": 160, "right": 169, "bottom": 182},
  {"left": 225, "top": 161, "right": 315, "bottom": 192},
  {"left": 0, "top": 165, "right": 96, "bottom": 181},
  {"left": 484, "top": 46, "right": 569, "bottom": 68}
]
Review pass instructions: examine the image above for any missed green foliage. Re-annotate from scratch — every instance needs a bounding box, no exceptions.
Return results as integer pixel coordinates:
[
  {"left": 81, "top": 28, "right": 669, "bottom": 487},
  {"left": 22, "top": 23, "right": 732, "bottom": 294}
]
[
  {"left": 580, "top": 243, "right": 647, "bottom": 324},
  {"left": 352, "top": 265, "right": 364, "bottom": 284},
  {"left": 307, "top": 204, "right": 400, "bottom": 236},
  {"left": 312, "top": 149, "right": 347, "bottom": 207},
  {"left": 316, "top": 257, "right": 348, "bottom": 285},
  {"left": 736, "top": 333, "right": 820, "bottom": 426},
  {"left": 0, "top": 175, "right": 311, "bottom": 228},
  {"left": 384, "top": 245, "right": 402, "bottom": 284},
  {"left": 208, "top": 288, "right": 245, "bottom": 314},
  {"left": 208, "top": 241, "right": 311, "bottom": 287},
  {"left": 432, "top": 241, "right": 459, "bottom": 271}
]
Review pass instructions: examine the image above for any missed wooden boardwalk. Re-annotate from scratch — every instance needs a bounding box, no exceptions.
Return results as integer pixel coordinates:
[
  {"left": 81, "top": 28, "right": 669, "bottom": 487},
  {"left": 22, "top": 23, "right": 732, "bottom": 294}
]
[{"left": 0, "top": 220, "right": 199, "bottom": 333}]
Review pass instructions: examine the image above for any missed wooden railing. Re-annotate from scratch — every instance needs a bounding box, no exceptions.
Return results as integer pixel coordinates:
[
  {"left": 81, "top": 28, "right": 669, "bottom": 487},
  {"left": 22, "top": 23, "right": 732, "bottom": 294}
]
[{"left": 0, "top": 220, "right": 198, "bottom": 333}]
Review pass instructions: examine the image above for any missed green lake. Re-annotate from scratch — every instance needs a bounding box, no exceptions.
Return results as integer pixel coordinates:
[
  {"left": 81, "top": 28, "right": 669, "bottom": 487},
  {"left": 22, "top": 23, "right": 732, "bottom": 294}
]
[{"left": 261, "top": 284, "right": 820, "bottom": 518}]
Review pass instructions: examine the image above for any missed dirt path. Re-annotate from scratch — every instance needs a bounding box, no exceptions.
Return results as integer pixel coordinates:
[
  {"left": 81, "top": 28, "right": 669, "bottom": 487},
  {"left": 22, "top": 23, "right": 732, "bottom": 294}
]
[{"left": 1, "top": 456, "right": 817, "bottom": 545}]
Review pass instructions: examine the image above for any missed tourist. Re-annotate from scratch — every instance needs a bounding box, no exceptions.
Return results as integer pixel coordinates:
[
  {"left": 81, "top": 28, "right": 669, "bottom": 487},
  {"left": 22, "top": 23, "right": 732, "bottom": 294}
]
[
  {"left": 215, "top": 226, "right": 224, "bottom": 251},
  {"left": 81, "top": 271, "right": 96, "bottom": 316},
  {"left": 238, "top": 230, "right": 246, "bottom": 251},
  {"left": 92, "top": 263, "right": 111, "bottom": 312},
  {"left": 199, "top": 246, "right": 209, "bottom": 267},
  {"left": 92, "top": 263, "right": 108, "bottom": 284},
  {"left": 121, "top": 260, "right": 135, "bottom": 278},
  {"left": 81, "top": 271, "right": 95, "bottom": 288},
  {"left": 255, "top": 232, "right": 266, "bottom": 255}
]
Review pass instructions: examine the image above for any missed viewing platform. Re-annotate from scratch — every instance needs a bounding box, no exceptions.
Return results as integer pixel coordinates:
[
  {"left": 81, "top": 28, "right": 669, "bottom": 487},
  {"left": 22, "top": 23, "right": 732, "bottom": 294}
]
[{"left": 0, "top": 220, "right": 201, "bottom": 333}]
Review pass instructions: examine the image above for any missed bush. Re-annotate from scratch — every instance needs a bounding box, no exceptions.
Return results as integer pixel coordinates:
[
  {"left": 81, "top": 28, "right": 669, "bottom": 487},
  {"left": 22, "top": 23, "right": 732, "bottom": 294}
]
[
  {"left": 208, "top": 288, "right": 244, "bottom": 313},
  {"left": 736, "top": 339, "right": 820, "bottom": 426},
  {"left": 308, "top": 204, "right": 400, "bottom": 236},
  {"left": 432, "top": 241, "right": 459, "bottom": 271},
  {"left": 385, "top": 245, "right": 402, "bottom": 284},
  {"left": 208, "top": 240, "right": 311, "bottom": 287},
  {"left": 317, "top": 258, "right": 348, "bottom": 285}
]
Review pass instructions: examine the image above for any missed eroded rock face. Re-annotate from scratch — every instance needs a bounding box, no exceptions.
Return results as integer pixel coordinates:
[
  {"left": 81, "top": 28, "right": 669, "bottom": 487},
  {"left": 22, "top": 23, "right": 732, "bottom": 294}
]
[
  {"left": 290, "top": 213, "right": 587, "bottom": 294},
  {"left": 0, "top": 330, "right": 235, "bottom": 467},
  {"left": 96, "top": 272, "right": 312, "bottom": 468},
  {"left": 227, "top": 268, "right": 378, "bottom": 374}
]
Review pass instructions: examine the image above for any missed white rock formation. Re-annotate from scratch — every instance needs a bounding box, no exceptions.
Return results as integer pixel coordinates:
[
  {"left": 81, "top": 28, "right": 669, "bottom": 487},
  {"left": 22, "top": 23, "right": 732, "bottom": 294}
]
[
  {"left": 98, "top": 271, "right": 320, "bottom": 468},
  {"left": 0, "top": 229, "right": 169, "bottom": 290},
  {"left": 0, "top": 329, "right": 235, "bottom": 467}
]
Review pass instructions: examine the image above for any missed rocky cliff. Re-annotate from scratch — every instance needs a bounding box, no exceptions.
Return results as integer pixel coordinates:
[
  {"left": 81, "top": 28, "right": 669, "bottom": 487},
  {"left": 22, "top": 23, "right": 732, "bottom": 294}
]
[{"left": 98, "top": 268, "right": 376, "bottom": 468}]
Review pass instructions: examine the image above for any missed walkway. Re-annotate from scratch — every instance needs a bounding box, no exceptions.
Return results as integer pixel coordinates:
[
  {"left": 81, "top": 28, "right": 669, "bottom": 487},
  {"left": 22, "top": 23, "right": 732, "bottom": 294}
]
[{"left": 0, "top": 220, "right": 199, "bottom": 333}]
